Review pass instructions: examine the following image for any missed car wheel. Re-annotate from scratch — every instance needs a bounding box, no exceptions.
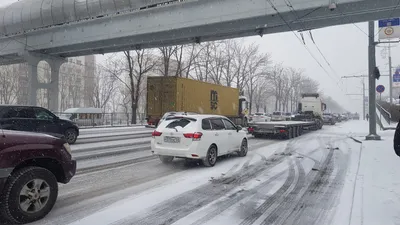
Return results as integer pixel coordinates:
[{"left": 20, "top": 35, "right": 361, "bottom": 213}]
[
  {"left": 238, "top": 139, "right": 248, "bottom": 157},
  {"left": 203, "top": 145, "right": 218, "bottom": 167},
  {"left": 0, "top": 167, "right": 58, "bottom": 224},
  {"left": 64, "top": 129, "right": 78, "bottom": 144},
  {"left": 159, "top": 155, "right": 174, "bottom": 163}
]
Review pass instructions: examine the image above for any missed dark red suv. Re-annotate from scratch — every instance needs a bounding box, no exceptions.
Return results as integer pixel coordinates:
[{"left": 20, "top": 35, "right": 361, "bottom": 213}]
[{"left": 0, "top": 129, "right": 76, "bottom": 224}]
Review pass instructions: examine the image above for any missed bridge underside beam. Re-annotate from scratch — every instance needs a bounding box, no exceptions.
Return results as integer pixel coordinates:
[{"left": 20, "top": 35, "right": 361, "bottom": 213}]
[{"left": 0, "top": 0, "right": 399, "bottom": 61}]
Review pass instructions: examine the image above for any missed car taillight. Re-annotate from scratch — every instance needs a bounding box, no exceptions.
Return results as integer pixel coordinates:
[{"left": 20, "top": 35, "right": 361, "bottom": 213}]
[
  {"left": 248, "top": 127, "right": 254, "bottom": 133},
  {"left": 152, "top": 130, "right": 162, "bottom": 137},
  {"left": 183, "top": 132, "right": 203, "bottom": 140}
]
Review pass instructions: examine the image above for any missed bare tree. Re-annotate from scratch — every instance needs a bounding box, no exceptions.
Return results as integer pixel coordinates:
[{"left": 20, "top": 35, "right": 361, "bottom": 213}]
[
  {"left": 0, "top": 65, "right": 19, "bottom": 104},
  {"left": 121, "top": 50, "right": 157, "bottom": 124},
  {"left": 158, "top": 46, "right": 177, "bottom": 76},
  {"left": 208, "top": 42, "right": 226, "bottom": 85},
  {"left": 266, "top": 64, "right": 286, "bottom": 111},
  {"left": 193, "top": 42, "right": 213, "bottom": 81},
  {"left": 119, "top": 86, "right": 131, "bottom": 125},
  {"left": 244, "top": 52, "right": 270, "bottom": 114},
  {"left": 90, "top": 65, "right": 117, "bottom": 112}
]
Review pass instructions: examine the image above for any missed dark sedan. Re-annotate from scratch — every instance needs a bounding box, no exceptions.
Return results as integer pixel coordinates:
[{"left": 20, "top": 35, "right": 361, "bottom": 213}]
[{"left": 0, "top": 105, "right": 79, "bottom": 144}]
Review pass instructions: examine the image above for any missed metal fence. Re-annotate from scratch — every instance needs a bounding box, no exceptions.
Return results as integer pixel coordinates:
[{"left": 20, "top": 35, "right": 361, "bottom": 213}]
[{"left": 54, "top": 112, "right": 147, "bottom": 128}]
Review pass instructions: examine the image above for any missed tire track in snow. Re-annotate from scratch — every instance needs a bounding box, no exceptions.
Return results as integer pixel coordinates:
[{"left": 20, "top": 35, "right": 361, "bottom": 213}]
[
  {"left": 188, "top": 167, "right": 289, "bottom": 225},
  {"left": 112, "top": 140, "right": 299, "bottom": 225},
  {"left": 260, "top": 158, "right": 306, "bottom": 224},
  {"left": 313, "top": 142, "right": 351, "bottom": 225},
  {"left": 279, "top": 147, "right": 336, "bottom": 225},
  {"left": 238, "top": 160, "right": 300, "bottom": 225}
]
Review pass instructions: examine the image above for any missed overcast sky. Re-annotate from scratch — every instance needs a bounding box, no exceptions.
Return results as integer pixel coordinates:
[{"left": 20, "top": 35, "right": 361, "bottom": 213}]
[{"left": 1, "top": 0, "right": 398, "bottom": 114}]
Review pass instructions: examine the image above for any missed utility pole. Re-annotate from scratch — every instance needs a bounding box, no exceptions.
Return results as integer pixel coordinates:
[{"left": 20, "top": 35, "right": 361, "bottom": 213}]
[
  {"left": 362, "top": 79, "right": 366, "bottom": 120},
  {"left": 389, "top": 43, "right": 393, "bottom": 104},
  {"left": 366, "top": 21, "right": 381, "bottom": 140},
  {"left": 341, "top": 75, "right": 366, "bottom": 120}
]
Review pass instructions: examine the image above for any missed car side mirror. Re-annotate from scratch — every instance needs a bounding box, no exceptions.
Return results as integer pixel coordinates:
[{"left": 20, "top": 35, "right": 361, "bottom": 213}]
[{"left": 236, "top": 125, "right": 243, "bottom": 132}]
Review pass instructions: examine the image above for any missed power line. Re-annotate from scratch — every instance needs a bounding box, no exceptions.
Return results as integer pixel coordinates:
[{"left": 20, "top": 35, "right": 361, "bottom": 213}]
[
  {"left": 267, "top": 0, "right": 345, "bottom": 92},
  {"left": 285, "top": 0, "right": 344, "bottom": 88}
]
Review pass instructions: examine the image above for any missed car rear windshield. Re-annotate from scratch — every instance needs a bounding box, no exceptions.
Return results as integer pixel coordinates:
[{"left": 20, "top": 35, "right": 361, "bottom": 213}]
[
  {"left": 165, "top": 118, "right": 194, "bottom": 129},
  {"left": 273, "top": 112, "right": 282, "bottom": 115}
]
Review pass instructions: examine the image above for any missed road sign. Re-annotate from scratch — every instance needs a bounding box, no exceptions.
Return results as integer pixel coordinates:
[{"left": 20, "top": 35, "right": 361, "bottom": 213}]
[
  {"left": 379, "top": 18, "right": 400, "bottom": 40},
  {"left": 376, "top": 85, "right": 385, "bottom": 93},
  {"left": 394, "top": 68, "right": 400, "bottom": 87}
]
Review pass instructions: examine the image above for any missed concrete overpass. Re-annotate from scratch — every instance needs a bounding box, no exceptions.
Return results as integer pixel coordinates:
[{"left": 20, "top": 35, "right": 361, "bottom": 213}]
[{"left": 0, "top": 0, "right": 400, "bottom": 111}]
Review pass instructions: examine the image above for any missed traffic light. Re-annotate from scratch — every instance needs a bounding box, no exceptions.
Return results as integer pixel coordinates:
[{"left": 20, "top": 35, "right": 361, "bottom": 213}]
[{"left": 374, "top": 67, "right": 381, "bottom": 80}]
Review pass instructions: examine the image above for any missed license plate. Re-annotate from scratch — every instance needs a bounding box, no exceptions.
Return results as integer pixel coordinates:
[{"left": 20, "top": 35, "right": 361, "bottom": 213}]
[{"left": 164, "top": 136, "right": 181, "bottom": 143}]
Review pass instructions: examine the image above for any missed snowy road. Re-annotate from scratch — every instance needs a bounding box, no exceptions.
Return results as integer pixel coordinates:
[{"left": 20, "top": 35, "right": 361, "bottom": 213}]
[{"left": 14, "top": 122, "right": 376, "bottom": 225}]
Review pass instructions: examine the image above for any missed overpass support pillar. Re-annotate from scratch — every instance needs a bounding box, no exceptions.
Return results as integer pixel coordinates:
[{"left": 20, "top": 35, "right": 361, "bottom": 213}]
[
  {"left": 25, "top": 52, "right": 65, "bottom": 112},
  {"left": 48, "top": 60, "right": 63, "bottom": 112},
  {"left": 26, "top": 54, "right": 40, "bottom": 107}
]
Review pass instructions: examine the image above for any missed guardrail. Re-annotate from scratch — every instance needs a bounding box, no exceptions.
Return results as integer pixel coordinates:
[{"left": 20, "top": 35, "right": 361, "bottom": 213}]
[
  {"left": 377, "top": 103, "right": 392, "bottom": 125},
  {"left": 54, "top": 112, "right": 147, "bottom": 128}
]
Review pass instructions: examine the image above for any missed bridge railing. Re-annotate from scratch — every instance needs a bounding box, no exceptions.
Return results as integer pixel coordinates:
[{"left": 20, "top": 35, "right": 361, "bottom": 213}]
[
  {"left": 377, "top": 101, "right": 400, "bottom": 122},
  {"left": 376, "top": 102, "right": 392, "bottom": 125}
]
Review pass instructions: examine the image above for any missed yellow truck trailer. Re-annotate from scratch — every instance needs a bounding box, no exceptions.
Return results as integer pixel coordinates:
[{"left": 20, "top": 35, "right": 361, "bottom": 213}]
[{"left": 146, "top": 76, "right": 249, "bottom": 126}]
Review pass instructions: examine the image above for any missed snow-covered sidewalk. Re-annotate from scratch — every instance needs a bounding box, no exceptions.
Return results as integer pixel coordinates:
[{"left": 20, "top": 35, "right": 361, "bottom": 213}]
[{"left": 333, "top": 121, "right": 400, "bottom": 225}]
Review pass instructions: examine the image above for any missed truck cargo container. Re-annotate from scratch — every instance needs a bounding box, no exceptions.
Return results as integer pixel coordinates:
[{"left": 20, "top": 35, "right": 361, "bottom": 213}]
[{"left": 146, "top": 77, "right": 249, "bottom": 126}]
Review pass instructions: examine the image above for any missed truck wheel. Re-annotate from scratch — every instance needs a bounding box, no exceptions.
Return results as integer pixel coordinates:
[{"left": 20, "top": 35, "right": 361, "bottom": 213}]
[
  {"left": 238, "top": 139, "right": 248, "bottom": 157},
  {"left": 203, "top": 145, "right": 217, "bottom": 167},
  {"left": 0, "top": 167, "right": 58, "bottom": 224},
  {"left": 159, "top": 156, "right": 174, "bottom": 164},
  {"left": 287, "top": 128, "right": 293, "bottom": 139},
  {"left": 293, "top": 127, "right": 298, "bottom": 137}
]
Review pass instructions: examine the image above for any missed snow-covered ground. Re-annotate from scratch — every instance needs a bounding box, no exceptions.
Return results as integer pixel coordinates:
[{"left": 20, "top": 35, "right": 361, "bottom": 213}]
[
  {"left": 23, "top": 121, "right": 400, "bottom": 225},
  {"left": 332, "top": 123, "right": 400, "bottom": 225}
]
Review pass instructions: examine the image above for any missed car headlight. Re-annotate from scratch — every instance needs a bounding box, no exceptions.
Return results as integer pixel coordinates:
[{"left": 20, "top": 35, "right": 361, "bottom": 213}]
[{"left": 63, "top": 143, "right": 72, "bottom": 154}]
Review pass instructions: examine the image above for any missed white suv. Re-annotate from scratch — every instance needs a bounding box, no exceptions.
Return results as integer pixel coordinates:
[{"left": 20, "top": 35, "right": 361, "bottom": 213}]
[{"left": 151, "top": 115, "right": 248, "bottom": 167}]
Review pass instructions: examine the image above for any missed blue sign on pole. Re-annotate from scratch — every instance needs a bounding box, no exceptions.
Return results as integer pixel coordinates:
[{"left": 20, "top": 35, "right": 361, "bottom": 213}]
[
  {"left": 379, "top": 18, "right": 400, "bottom": 27},
  {"left": 394, "top": 69, "right": 400, "bottom": 82},
  {"left": 376, "top": 85, "right": 385, "bottom": 93}
]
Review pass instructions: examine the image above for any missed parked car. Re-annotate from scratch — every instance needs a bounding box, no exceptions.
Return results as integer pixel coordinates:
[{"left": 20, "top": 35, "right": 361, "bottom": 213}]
[
  {"left": 271, "top": 111, "right": 285, "bottom": 121},
  {"left": 283, "top": 112, "right": 295, "bottom": 121},
  {"left": 151, "top": 115, "right": 248, "bottom": 167},
  {"left": 323, "top": 113, "right": 336, "bottom": 125},
  {"left": 252, "top": 112, "right": 271, "bottom": 122},
  {"left": 332, "top": 113, "right": 342, "bottom": 122},
  {"left": 0, "top": 129, "right": 76, "bottom": 224},
  {"left": 0, "top": 105, "right": 79, "bottom": 144}
]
